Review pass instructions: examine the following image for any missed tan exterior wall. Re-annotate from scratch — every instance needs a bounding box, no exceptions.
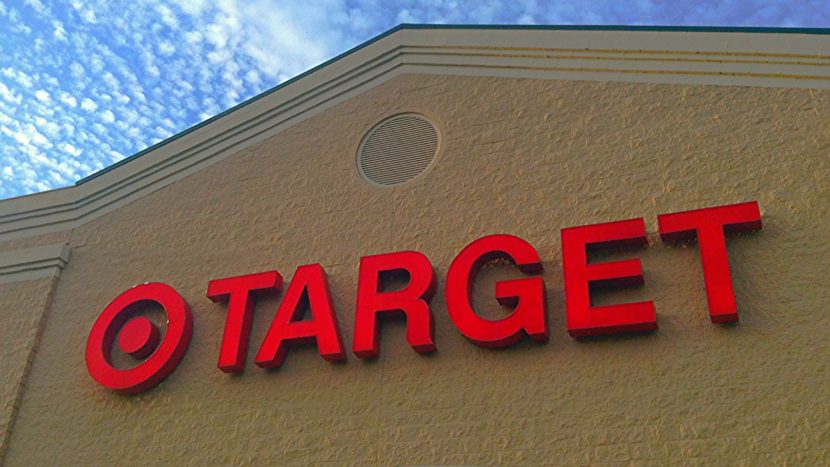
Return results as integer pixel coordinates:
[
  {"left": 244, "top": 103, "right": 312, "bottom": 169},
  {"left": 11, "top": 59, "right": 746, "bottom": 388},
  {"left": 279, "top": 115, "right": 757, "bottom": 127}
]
[
  {"left": 2, "top": 74, "right": 830, "bottom": 465},
  {"left": 0, "top": 277, "right": 57, "bottom": 462}
]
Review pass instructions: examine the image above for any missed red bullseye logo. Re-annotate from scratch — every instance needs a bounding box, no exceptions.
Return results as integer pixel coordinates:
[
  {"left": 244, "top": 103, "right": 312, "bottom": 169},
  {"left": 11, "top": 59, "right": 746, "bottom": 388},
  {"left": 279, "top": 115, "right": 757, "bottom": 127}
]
[{"left": 86, "top": 283, "right": 192, "bottom": 394}]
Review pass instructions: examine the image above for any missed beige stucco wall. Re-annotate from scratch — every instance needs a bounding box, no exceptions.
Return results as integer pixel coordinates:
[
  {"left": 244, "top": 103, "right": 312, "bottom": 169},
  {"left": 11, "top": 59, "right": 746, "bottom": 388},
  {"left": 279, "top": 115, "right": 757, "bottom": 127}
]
[
  {"left": 2, "top": 73, "right": 829, "bottom": 465},
  {"left": 0, "top": 277, "right": 57, "bottom": 462}
]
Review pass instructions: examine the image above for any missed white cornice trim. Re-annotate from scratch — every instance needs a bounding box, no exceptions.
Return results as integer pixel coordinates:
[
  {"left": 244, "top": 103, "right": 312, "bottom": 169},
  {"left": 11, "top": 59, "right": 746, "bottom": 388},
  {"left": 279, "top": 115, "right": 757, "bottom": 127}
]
[
  {"left": 1, "top": 27, "right": 829, "bottom": 243},
  {"left": 0, "top": 243, "right": 70, "bottom": 284}
]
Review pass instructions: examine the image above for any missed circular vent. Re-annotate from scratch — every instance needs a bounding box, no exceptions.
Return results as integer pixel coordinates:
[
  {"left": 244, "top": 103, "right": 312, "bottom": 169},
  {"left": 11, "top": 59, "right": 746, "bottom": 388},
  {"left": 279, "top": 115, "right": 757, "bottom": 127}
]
[{"left": 357, "top": 113, "right": 439, "bottom": 186}]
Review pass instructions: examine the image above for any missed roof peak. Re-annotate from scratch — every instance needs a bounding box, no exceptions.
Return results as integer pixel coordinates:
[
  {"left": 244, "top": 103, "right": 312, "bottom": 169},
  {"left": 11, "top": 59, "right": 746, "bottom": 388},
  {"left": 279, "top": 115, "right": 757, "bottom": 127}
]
[{"left": 3, "top": 24, "right": 830, "bottom": 242}]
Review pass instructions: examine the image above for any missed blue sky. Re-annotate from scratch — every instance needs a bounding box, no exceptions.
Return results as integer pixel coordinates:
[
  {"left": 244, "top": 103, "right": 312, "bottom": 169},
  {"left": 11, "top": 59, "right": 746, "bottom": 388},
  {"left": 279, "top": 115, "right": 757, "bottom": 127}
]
[{"left": 0, "top": 1, "right": 828, "bottom": 199}]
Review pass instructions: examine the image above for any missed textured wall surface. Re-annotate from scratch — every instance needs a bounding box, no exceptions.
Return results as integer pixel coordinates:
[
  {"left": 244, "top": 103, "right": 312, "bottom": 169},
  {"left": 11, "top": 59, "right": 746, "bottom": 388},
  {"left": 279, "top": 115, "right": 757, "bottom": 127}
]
[
  {"left": 0, "top": 277, "right": 56, "bottom": 463},
  {"left": 3, "top": 74, "right": 830, "bottom": 465}
]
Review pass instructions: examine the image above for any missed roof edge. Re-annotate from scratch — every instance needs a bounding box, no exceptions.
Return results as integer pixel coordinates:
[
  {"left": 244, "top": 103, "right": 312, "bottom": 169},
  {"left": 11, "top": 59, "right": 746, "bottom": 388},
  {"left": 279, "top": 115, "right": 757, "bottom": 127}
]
[
  {"left": 75, "top": 23, "right": 830, "bottom": 186},
  {"left": 3, "top": 23, "right": 830, "bottom": 243},
  {"left": 74, "top": 24, "right": 408, "bottom": 185},
  {"left": 399, "top": 23, "right": 830, "bottom": 34}
]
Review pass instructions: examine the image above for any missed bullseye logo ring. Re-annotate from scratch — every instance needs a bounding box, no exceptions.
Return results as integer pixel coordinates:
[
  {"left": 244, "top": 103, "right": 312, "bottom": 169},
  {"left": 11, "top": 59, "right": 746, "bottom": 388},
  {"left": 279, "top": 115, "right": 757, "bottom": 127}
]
[{"left": 86, "top": 283, "right": 193, "bottom": 394}]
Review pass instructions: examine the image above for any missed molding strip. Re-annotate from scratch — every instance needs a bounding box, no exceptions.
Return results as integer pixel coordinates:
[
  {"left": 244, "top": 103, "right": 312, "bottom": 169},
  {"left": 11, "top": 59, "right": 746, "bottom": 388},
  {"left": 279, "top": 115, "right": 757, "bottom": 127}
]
[
  {"left": 1, "top": 26, "right": 829, "bottom": 242},
  {"left": 0, "top": 244, "right": 71, "bottom": 285}
]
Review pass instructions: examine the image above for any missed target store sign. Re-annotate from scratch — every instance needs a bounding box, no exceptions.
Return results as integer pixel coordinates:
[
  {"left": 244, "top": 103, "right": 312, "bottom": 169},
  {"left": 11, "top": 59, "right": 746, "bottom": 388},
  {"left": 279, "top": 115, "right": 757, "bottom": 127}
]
[{"left": 86, "top": 201, "right": 762, "bottom": 394}]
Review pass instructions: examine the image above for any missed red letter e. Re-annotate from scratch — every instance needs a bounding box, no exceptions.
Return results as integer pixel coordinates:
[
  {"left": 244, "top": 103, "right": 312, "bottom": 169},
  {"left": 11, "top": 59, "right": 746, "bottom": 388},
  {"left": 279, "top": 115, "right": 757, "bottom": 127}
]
[{"left": 561, "top": 218, "right": 656, "bottom": 337}]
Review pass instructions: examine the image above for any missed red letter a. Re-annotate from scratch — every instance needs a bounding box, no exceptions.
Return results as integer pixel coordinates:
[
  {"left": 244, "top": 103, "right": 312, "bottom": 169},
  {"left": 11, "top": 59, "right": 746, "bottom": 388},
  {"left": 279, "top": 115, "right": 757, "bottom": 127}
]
[{"left": 254, "top": 264, "right": 345, "bottom": 368}]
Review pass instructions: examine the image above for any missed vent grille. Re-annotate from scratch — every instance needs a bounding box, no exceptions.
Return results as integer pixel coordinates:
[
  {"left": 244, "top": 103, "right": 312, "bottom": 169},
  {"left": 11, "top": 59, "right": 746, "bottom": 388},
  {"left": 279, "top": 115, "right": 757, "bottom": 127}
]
[{"left": 357, "top": 114, "right": 439, "bottom": 186}]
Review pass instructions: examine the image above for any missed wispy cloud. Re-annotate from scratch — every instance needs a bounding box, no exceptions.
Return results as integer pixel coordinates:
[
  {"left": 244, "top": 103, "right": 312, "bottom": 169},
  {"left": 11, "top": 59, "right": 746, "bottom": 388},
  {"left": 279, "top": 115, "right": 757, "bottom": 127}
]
[{"left": 0, "top": 0, "right": 827, "bottom": 199}]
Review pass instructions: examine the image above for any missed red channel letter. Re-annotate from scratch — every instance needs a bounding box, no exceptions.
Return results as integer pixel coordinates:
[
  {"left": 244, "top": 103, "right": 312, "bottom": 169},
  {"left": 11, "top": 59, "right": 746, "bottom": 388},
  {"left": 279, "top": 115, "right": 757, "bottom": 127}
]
[
  {"left": 445, "top": 234, "right": 547, "bottom": 347},
  {"left": 207, "top": 271, "right": 282, "bottom": 373},
  {"left": 255, "top": 264, "right": 345, "bottom": 368},
  {"left": 658, "top": 201, "right": 762, "bottom": 323},
  {"left": 353, "top": 251, "right": 436, "bottom": 358},
  {"left": 561, "top": 218, "right": 657, "bottom": 337}
]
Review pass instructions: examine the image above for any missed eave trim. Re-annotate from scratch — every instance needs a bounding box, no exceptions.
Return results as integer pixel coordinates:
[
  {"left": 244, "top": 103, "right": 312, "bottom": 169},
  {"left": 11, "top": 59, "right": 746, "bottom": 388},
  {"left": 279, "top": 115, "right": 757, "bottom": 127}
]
[{"left": 1, "top": 24, "right": 829, "bottom": 243}]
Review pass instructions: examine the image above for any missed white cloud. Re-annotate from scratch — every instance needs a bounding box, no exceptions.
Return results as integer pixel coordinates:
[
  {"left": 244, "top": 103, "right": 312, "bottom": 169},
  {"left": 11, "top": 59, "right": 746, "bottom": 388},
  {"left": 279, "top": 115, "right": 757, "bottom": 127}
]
[
  {"left": 8, "top": 9, "right": 32, "bottom": 34},
  {"left": 158, "top": 41, "right": 176, "bottom": 56},
  {"left": 176, "top": 0, "right": 208, "bottom": 15},
  {"left": 52, "top": 20, "right": 68, "bottom": 41},
  {"left": 59, "top": 92, "right": 78, "bottom": 107},
  {"left": 88, "top": 54, "right": 104, "bottom": 73},
  {"left": 81, "top": 8, "right": 96, "bottom": 23},
  {"left": 61, "top": 142, "right": 83, "bottom": 157},
  {"left": 146, "top": 63, "right": 160, "bottom": 77},
  {"left": 100, "top": 109, "right": 115, "bottom": 123},
  {"left": 24, "top": 0, "right": 48, "bottom": 15},
  {"left": 12, "top": 131, "right": 30, "bottom": 145},
  {"left": 34, "top": 90, "right": 51, "bottom": 102},
  {"left": 35, "top": 117, "right": 60, "bottom": 137},
  {"left": 183, "top": 30, "right": 202, "bottom": 44},
  {"left": 69, "top": 62, "right": 85, "bottom": 78},
  {"left": 244, "top": 69, "right": 261, "bottom": 86},
  {"left": 21, "top": 124, "right": 49, "bottom": 146},
  {"left": 1, "top": 68, "right": 34, "bottom": 88},
  {"left": 156, "top": 4, "right": 179, "bottom": 28},
  {"left": 0, "top": 82, "right": 21, "bottom": 104},
  {"left": 80, "top": 98, "right": 98, "bottom": 112},
  {"left": 102, "top": 72, "right": 119, "bottom": 89}
]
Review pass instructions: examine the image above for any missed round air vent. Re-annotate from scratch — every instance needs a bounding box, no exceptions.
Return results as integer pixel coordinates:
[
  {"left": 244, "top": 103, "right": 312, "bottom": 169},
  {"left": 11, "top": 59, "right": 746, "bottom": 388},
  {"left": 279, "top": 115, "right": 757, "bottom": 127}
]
[{"left": 357, "top": 113, "right": 439, "bottom": 187}]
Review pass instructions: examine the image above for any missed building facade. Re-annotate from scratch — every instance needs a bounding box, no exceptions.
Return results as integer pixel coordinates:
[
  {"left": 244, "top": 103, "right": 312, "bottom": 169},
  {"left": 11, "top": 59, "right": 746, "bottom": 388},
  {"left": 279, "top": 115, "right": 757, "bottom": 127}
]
[{"left": 0, "top": 25, "right": 829, "bottom": 465}]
